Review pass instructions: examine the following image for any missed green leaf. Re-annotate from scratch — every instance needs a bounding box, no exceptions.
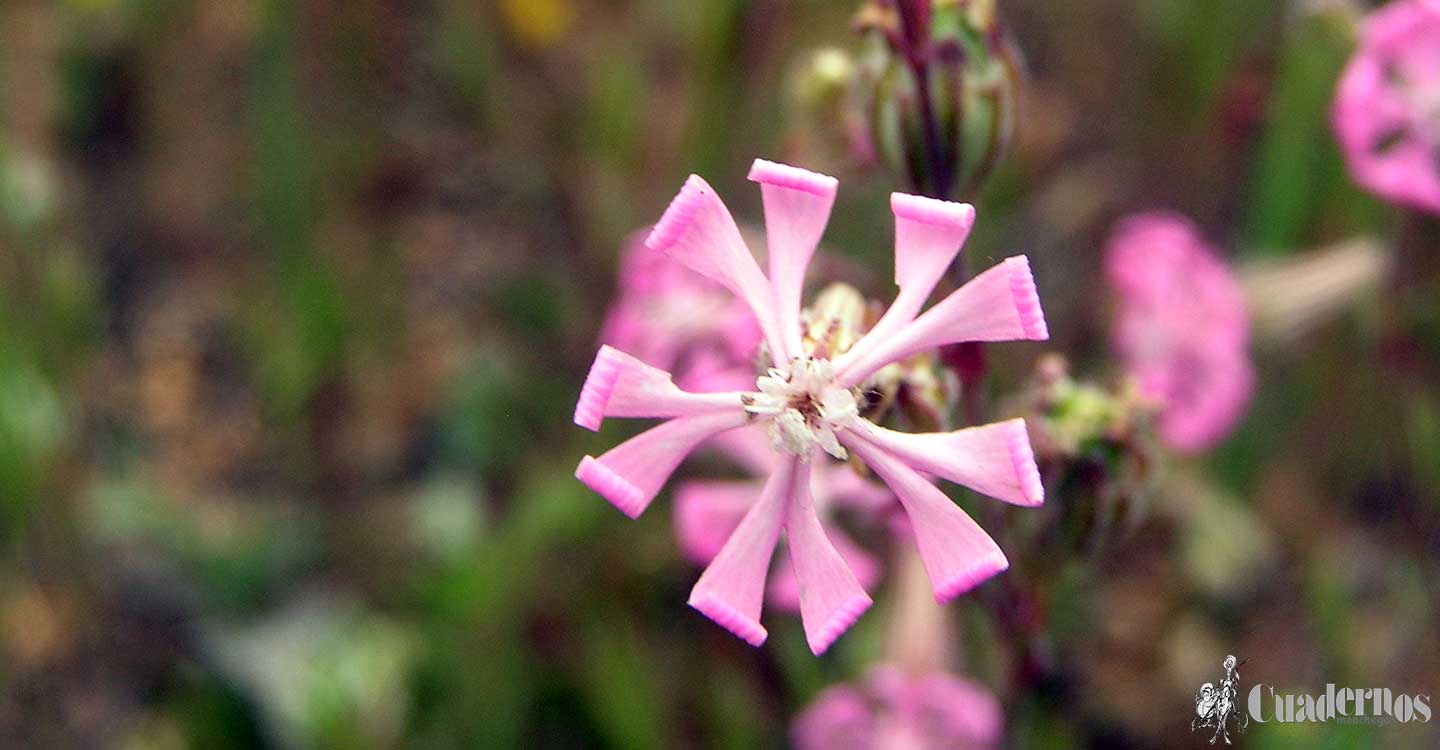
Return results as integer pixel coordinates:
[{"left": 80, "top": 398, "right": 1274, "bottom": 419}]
[{"left": 1242, "top": 14, "right": 1386, "bottom": 254}]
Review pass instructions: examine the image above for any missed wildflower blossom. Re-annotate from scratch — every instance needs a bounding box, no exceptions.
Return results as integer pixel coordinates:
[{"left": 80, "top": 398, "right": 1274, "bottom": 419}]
[
  {"left": 1105, "top": 213, "right": 1254, "bottom": 453},
  {"left": 574, "top": 159, "right": 1047, "bottom": 654},
  {"left": 1332, "top": 0, "right": 1440, "bottom": 214},
  {"left": 791, "top": 665, "right": 1002, "bottom": 750}
]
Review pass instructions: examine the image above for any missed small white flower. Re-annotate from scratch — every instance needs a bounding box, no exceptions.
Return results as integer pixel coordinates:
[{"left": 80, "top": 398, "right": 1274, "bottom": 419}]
[
  {"left": 745, "top": 357, "right": 860, "bottom": 460},
  {"left": 769, "top": 409, "right": 815, "bottom": 456}
]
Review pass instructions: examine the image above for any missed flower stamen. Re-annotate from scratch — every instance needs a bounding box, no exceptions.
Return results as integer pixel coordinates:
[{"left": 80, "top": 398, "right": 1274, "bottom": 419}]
[{"left": 744, "top": 357, "right": 859, "bottom": 460}]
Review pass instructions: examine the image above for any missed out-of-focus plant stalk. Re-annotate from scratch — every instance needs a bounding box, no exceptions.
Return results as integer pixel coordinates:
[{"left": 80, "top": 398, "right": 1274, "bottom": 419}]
[
  {"left": 883, "top": 545, "right": 954, "bottom": 672},
  {"left": 1241, "top": 236, "right": 1389, "bottom": 346},
  {"left": 1389, "top": 213, "right": 1440, "bottom": 496}
]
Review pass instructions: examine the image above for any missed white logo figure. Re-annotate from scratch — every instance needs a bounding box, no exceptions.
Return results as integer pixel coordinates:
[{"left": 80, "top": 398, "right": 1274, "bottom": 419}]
[{"left": 1192, "top": 655, "right": 1249, "bottom": 744}]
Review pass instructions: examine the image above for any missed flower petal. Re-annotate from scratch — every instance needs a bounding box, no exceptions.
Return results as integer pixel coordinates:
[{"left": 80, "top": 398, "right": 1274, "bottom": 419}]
[
  {"left": 705, "top": 424, "right": 780, "bottom": 475},
  {"left": 832, "top": 194, "right": 975, "bottom": 377},
  {"left": 687, "top": 456, "right": 798, "bottom": 646},
  {"left": 815, "top": 465, "right": 895, "bottom": 514},
  {"left": 783, "top": 462, "right": 873, "bottom": 655},
  {"left": 749, "top": 159, "right": 838, "bottom": 359},
  {"left": 771, "top": 528, "right": 882, "bottom": 612},
  {"left": 791, "top": 684, "right": 876, "bottom": 750},
  {"left": 844, "top": 435, "right": 1009, "bottom": 602},
  {"left": 868, "top": 667, "right": 1004, "bottom": 748},
  {"left": 574, "top": 345, "right": 743, "bottom": 431},
  {"left": 576, "top": 411, "right": 748, "bottom": 518},
  {"left": 847, "top": 418, "right": 1043, "bottom": 507},
  {"left": 1156, "top": 348, "right": 1255, "bottom": 453},
  {"left": 890, "top": 193, "right": 977, "bottom": 297},
  {"left": 673, "top": 479, "right": 758, "bottom": 564},
  {"left": 919, "top": 672, "right": 1005, "bottom": 746},
  {"left": 645, "top": 174, "right": 791, "bottom": 362},
  {"left": 814, "top": 426, "right": 847, "bottom": 460},
  {"left": 838, "top": 255, "right": 1047, "bottom": 387}
]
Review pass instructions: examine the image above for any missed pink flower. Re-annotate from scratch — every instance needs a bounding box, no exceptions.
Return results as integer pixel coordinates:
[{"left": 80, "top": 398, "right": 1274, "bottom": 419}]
[
  {"left": 1105, "top": 213, "right": 1254, "bottom": 453},
  {"left": 574, "top": 159, "right": 1048, "bottom": 654},
  {"left": 599, "top": 230, "right": 761, "bottom": 375},
  {"left": 791, "top": 665, "right": 1003, "bottom": 750},
  {"left": 1333, "top": 0, "right": 1440, "bottom": 214}
]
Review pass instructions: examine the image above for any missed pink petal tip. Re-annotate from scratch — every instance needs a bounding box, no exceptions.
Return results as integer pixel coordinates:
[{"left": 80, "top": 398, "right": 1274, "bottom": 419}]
[
  {"left": 645, "top": 175, "right": 711, "bottom": 255},
  {"left": 575, "top": 456, "right": 646, "bottom": 519},
  {"left": 890, "top": 193, "right": 976, "bottom": 230},
  {"left": 748, "top": 159, "right": 838, "bottom": 197},
  {"left": 573, "top": 346, "right": 624, "bottom": 431},
  {"left": 1004, "top": 419, "right": 1045, "bottom": 507},
  {"left": 807, "top": 593, "right": 873, "bottom": 656},
  {"left": 1006, "top": 256, "right": 1049, "bottom": 341},
  {"left": 688, "top": 594, "right": 769, "bottom": 646},
  {"left": 933, "top": 551, "right": 1009, "bottom": 603}
]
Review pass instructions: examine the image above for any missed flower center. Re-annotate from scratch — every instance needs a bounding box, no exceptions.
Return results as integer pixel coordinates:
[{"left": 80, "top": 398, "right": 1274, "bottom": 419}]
[{"left": 742, "top": 357, "right": 858, "bottom": 460}]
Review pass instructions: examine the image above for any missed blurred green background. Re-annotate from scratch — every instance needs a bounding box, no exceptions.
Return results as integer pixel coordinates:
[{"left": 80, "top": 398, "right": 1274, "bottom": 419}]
[{"left": 1, "top": 0, "right": 1438, "bottom": 748}]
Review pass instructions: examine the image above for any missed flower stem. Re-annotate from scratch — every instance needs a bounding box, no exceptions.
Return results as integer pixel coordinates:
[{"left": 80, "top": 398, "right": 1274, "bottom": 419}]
[{"left": 894, "top": 0, "right": 954, "bottom": 200}]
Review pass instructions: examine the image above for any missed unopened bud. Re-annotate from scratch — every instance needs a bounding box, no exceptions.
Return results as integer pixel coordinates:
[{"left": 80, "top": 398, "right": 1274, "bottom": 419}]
[
  {"left": 0, "top": 150, "right": 57, "bottom": 234},
  {"left": 852, "top": 0, "right": 1022, "bottom": 198},
  {"left": 1003, "top": 357, "right": 1160, "bottom": 554},
  {"left": 805, "top": 282, "right": 961, "bottom": 431},
  {"left": 793, "top": 48, "right": 856, "bottom": 112},
  {"left": 787, "top": 48, "right": 877, "bottom": 172},
  {"left": 801, "top": 282, "right": 869, "bottom": 359}
]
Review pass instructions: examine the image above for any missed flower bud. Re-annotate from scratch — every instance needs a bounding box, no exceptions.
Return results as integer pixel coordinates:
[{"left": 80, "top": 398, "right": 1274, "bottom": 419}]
[
  {"left": 852, "top": 0, "right": 1022, "bottom": 198},
  {"left": 789, "top": 48, "right": 881, "bottom": 173},
  {"left": 1003, "top": 355, "right": 1159, "bottom": 555},
  {"left": 0, "top": 149, "right": 57, "bottom": 235},
  {"left": 800, "top": 282, "right": 959, "bottom": 432},
  {"left": 800, "top": 281, "right": 869, "bottom": 359}
]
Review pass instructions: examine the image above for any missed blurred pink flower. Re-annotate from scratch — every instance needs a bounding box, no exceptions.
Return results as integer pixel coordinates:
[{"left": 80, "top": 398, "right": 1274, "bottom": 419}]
[
  {"left": 574, "top": 159, "right": 1048, "bottom": 654},
  {"left": 792, "top": 665, "right": 1002, "bottom": 750},
  {"left": 1332, "top": 0, "right": 1440, "bottom": 214},
  {"left": 599, "top": 230, "right": 761, "bottom": 375},
  {"left": 1105, "top": 213, "right": 1254, "bottom": 453}
]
